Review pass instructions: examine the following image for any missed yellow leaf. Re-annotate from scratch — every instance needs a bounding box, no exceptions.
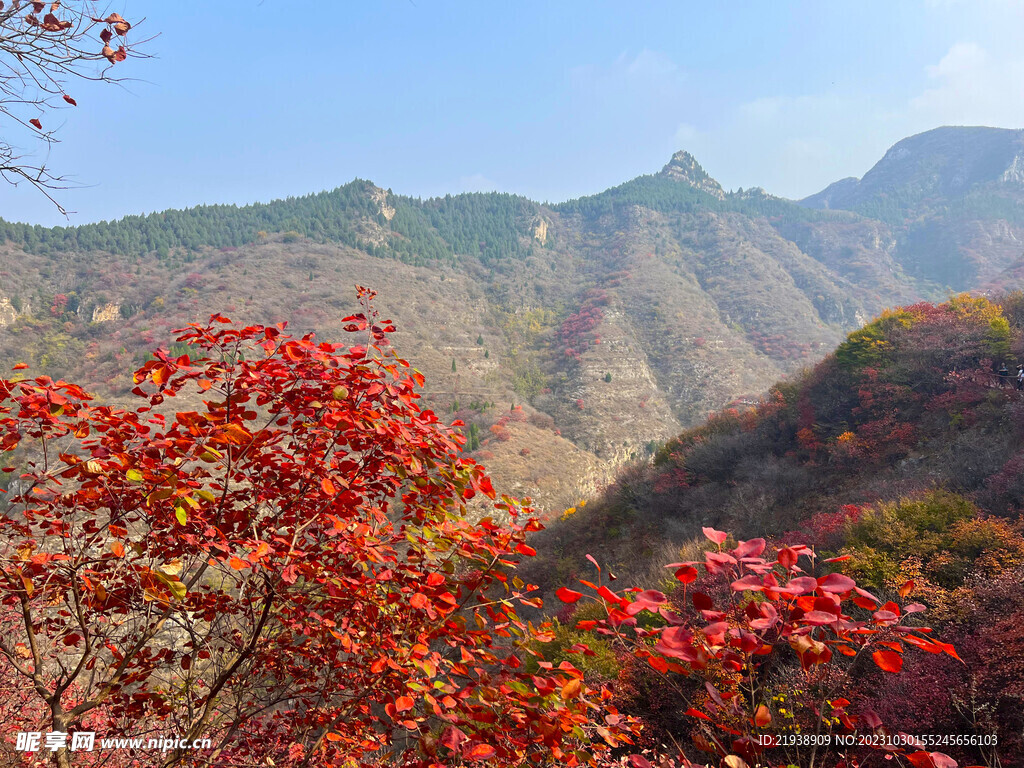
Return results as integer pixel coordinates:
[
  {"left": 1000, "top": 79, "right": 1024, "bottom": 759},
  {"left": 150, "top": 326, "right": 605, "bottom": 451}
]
[{"left": 156, "top": 560, "right": 183, "bottom": 576}]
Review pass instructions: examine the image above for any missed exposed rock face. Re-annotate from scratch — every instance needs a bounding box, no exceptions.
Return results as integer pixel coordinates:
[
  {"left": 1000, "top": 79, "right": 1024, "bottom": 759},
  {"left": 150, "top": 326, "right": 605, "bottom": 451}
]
[
  {"left": 91, "top": 303, "right": 121, "bottom": 323},
  {"left": 532, "top": 217, "right": 549, "bottom": 245},
  {"left": 1003, "top": 152, "right": 1024, "bottom": 185},
  {"left": 0, "top": 296, "right": 16, "bottom": 326},
  {"left": 368, "top": 185, "right": 396, "bottom": 221},
  {"left": 660, "top": 151, "right": 726, "bottom": 200}
]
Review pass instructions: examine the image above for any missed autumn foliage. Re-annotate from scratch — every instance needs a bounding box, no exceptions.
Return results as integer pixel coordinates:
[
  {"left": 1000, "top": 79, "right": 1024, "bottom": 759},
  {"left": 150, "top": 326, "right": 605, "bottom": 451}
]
[
  {"left": 0, "top": 289, "right": 636, "bottom": 767},
  {"left": 557, "top": 528, "right": 964, "bottom": 768}
]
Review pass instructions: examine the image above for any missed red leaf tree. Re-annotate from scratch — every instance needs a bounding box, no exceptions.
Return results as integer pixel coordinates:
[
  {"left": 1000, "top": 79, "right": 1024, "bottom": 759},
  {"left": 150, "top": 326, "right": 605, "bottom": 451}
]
[{"left": 0, "top": 288, "right": 636, "bottom": 767}]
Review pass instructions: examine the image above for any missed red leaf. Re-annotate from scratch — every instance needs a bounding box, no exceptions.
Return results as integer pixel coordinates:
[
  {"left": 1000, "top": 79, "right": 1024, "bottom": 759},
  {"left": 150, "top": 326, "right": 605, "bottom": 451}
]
[
  {"left": 29, "top": 118, "right": 42, "bottom": 130},
  {"left": 628, "top": 756, "right": 653, "bottom": 768},
  {"left": 410, "top": 593, "right": 428, "bottom": 610},
  {"left": 674, "top": 565, "right": 698, "bottom": 584},
  {"left": 732, "top": 537, "right": 766, "bottom": 559},
  {"left": 597, "top": 585, "right": 619, "bottom": 603},
  {"left": 730, "top": 574, "right": 764, "bottom": 592},
  {"left": 817, "top": 573, "right": 856, "bottom": 593},
  {"left": 321, "top": 477, "right": 336, "bottom": 495},
  {"left": 778, "top": 546, "right": 799, "bottom": 569},
  {"left": 62, "top": 94, "right": 77, "bottom": 106},
  {"left": 702, "top": 526, "right": 728, "bottom": 545},
  {"left": 899, "top": 579, "right": 915, "bottom": 598},
  {"left": 785, "top": 576, "right": 818, "bottom": 594},
  {"left": 683, "top": 707, "right": 714, "bottom": 722},
  {"left": 802, "top": 610, "right": 838, "bottom": 625},
  {"left": 633, "top": 589, "right": 667, "bottom": 606},
  {"left": 872, "top": 649, "right": 903, "bottom": 673},
  {"left": 440, "top": 726, "right": 467, "bottom": 751},
  {"left": 556, "top": 587, "right": 582, "bottom": 604}
]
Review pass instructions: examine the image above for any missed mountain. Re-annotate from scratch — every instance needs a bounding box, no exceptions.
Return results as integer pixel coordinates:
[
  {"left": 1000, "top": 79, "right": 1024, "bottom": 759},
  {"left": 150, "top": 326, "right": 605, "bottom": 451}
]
[
  {"left": 1, "top": 126, "right": 1021, "bottom": 512},
  {"left": 801, "top": 126, "right": 1024, "bottom": 214},
  {"left": 800, "top": 126, "right": 1024, "bottom": 288}
]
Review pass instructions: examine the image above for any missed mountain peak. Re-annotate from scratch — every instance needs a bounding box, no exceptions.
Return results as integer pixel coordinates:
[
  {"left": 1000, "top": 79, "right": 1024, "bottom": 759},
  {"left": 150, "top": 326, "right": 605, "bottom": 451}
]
[
  {"left": 800, "top": 126, "right": 1024, "bottom": 213},
  {"left": 660, "top": 150, "right": 726, "bottom": 200}
]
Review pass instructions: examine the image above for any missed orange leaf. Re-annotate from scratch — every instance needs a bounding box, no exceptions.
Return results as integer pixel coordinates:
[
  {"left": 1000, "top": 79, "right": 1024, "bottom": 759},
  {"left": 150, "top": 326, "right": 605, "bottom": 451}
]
[
  {"left": 560, "top": 678, "right": 582, "bottom": 700},
  {"left": 321, "top": 477, "right": 336, "bottom": 495},
  {"left": 395, "top": 695, "right": 414, "bottom": 713},
  {"left": 754, "top": 704, "right": 772, "bottom": 727},
  {"left": 465, "top": 743, "right": 496, "bottom": 761}
]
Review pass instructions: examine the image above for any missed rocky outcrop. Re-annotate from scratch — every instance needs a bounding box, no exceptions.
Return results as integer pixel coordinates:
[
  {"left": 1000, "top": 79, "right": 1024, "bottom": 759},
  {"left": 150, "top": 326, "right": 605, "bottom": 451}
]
[
  {"left": 368, "top": 185, "right": 396, "bottom": 221},
  {"left": 532, "top": 216, "right": 549, "bottom": 245},
  {"left": 660, "top": 150, "right": 726, "bottom": 200},
  {"left": 0, "top": 296, "right": 17, "bottom": 327},
  {"left": 91, "top": 302, "right": 121, "bottom": 323}
]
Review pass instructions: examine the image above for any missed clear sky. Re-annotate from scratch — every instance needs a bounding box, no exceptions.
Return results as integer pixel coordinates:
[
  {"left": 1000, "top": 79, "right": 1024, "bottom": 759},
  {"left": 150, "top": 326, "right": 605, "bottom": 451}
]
[{"left": 2, "top": 0, "right": 1023, "bottom": 226}]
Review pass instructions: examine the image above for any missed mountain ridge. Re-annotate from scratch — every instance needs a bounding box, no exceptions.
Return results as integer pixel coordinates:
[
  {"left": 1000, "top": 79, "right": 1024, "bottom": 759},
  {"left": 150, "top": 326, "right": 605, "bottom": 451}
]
[{"left": 1, "top": 125, "right": 1022, "bottom": 512}]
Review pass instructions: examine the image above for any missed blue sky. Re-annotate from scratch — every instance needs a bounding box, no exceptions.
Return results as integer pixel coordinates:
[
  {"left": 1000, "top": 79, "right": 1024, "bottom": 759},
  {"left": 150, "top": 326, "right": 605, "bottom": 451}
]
[{"left": 2, "top": 0, "right": 1023, "bottom": 226}]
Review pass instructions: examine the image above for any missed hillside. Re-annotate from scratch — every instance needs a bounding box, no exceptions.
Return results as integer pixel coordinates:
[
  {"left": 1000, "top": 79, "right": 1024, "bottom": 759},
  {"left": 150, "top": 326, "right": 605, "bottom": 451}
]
[
  {"left": 524, "top": 293, "right": 1024, "bottom": 765},
  {"left": 800, "top": 126, "right": 1024, "bottom": 288},
  {"left": 1, "top": 127, "right": 1022, "bottom": 512}
]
